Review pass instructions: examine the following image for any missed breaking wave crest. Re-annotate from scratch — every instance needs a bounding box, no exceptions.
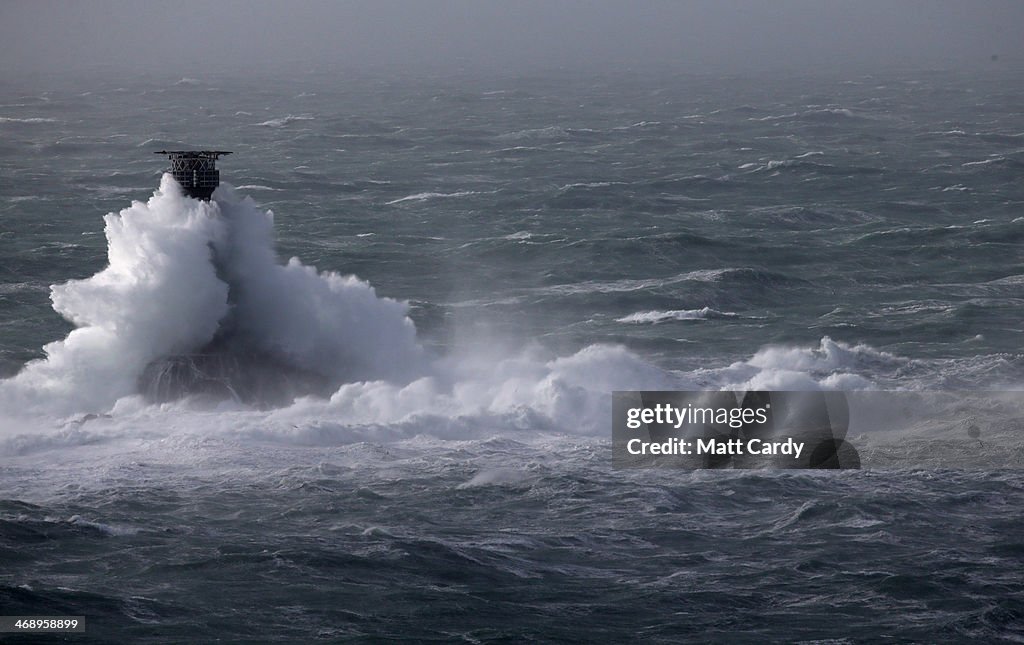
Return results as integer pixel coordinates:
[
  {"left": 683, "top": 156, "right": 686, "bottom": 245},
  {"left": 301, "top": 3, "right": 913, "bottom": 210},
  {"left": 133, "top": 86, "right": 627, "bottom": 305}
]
[
  {"left": 255, "top": 115, "right": 315, "bottom": 127},
  {"left": 0, "top": 178, "right": 690, "bottom": 445},
  {"left": 0, "top": 117, "right": 59, "bottom": 124},
  {"left": 385, "top": 191, "right": 481, "bottom": 204},
  {"left": 0, "top": 178, "right": 930, "bottom": 448},
  {"left": 0, "top": 175, "right": 424, "bottom": 418},
  {"left": 616, "top": 307, "right": 740, "bottom": 323}
]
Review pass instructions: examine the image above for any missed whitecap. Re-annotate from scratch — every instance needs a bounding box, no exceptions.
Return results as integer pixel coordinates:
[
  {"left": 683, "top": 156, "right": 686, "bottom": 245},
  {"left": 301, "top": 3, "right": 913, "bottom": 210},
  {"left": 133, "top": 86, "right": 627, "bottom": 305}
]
[
  {"left": 0, "top": 117, "right": 57, "bottom": 123},
  {"left": 616, "top": 308, "right": 740, "bottom": 324},
  {"left": 255, "top": 115, "right": 315, "bottom": 127},
  {"left": 386, "top": 191, "right": 480, "bottom": 205}
]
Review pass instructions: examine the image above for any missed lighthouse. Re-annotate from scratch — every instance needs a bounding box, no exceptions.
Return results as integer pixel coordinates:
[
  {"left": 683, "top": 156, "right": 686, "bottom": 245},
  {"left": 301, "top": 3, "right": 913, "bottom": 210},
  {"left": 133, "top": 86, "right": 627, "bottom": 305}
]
[{"left": 154, "top": 150, "right": 232, "bottom": 201}]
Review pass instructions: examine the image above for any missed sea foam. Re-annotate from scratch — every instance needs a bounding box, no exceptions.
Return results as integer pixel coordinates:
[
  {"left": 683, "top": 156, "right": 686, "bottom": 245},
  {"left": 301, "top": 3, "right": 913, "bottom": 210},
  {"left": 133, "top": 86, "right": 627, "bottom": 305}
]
[
  {"left": 0, "top": 175, "right": 423, "bottom": 419},
  {"left": 0, "top": 178, "right": 891, "bottom": 445}
]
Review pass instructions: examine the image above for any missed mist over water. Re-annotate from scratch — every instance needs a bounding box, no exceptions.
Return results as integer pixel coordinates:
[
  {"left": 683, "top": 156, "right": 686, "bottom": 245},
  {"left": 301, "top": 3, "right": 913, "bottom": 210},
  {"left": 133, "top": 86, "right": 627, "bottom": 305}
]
[{"left": 1, "top": 68, "right": 1024, "bottom": 641}]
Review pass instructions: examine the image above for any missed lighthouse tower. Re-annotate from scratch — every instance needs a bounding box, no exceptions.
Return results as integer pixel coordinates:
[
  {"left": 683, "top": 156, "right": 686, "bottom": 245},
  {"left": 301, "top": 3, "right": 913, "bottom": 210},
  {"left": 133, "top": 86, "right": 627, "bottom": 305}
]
[{"left": 154, "top": 150, "right": 232, "bottom": 201}]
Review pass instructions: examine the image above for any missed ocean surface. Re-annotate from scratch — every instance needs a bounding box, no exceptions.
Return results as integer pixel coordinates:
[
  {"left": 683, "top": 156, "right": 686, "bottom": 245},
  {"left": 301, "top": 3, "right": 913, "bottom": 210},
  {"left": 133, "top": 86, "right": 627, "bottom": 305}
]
[{"left": 1, "top": 67, "right": 1023, "bottom": 642}]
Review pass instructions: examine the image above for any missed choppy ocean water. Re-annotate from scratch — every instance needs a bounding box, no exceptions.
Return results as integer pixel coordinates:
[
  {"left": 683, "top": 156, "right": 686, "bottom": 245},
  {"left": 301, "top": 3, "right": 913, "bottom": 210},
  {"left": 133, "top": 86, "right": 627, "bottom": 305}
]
[{"left": 1, "top": 68, "right": 1023, "bottom": 642}]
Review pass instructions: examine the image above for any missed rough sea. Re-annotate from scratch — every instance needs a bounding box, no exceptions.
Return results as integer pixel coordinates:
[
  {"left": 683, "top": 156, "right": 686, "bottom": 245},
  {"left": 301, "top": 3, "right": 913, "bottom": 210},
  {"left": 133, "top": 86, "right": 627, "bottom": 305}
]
[{"left": 1, "top": 67, "right": 1023, "bottom": 642}]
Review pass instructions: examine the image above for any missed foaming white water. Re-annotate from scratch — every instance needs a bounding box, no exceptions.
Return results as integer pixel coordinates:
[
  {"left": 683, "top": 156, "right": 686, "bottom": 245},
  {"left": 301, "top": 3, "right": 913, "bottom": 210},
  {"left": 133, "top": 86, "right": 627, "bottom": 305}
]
[
  {"left": 385, "top": 191, "right": 481, "bottom": 205},
  {"left": 616, "top": 308, "right": 740, "bottom": 323},
  {"left": 0, "top": 176, "right": 423, "bottom": 421},
  {"left": 255, "top": 115, "right": 315, "bottom": 127},
  {"left": 0, "top": 178, "right": 685, "bottom": 445},
  {"left": 1, "top": 178, "right": 229, "bottom": 416},
  {"left": 269, "top": 343, "right": 678, "bottom": 439},
  {"left": 3, "top": 333, "right": 911, "bottom": 453},
  {"left": 710, "top": 337, "right": 892, "bottom": 391},
  {"left": 212, "top": 184, "right": 424, "bottom": 384},
  {"left": 0, "top": 117, "right": 59, "bottom": 123},
  {"left": 1, "top": 178, "right": 933, "bottom": 449}
]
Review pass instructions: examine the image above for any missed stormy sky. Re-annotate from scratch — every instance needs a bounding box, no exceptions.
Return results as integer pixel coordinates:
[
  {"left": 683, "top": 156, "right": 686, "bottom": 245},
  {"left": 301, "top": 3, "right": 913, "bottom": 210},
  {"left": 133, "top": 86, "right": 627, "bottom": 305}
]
[{"left": 2, "top": 0, "right": 1022, "bottom": 76}]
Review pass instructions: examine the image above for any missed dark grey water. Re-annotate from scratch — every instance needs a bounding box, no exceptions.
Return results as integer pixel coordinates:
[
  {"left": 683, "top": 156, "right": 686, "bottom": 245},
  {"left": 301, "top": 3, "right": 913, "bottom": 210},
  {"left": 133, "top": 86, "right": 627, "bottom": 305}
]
[{"left": 1, "top": 68, "right": 1023, "bottom": 642}]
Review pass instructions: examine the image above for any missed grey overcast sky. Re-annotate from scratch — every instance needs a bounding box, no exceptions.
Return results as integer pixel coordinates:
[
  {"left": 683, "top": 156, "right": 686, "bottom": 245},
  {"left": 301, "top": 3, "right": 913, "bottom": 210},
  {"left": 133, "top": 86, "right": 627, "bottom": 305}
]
[{"left": 1, "top": 0, "right": 1022, "bottom": 76}]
